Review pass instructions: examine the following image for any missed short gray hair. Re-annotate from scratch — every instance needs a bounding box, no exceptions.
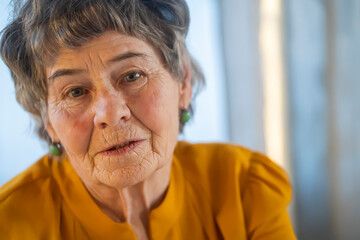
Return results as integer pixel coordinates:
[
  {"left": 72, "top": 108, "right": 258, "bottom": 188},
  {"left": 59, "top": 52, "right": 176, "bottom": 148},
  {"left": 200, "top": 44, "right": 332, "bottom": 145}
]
[{"left": 0, "top": 0, "right": 205, "bottom": 145}]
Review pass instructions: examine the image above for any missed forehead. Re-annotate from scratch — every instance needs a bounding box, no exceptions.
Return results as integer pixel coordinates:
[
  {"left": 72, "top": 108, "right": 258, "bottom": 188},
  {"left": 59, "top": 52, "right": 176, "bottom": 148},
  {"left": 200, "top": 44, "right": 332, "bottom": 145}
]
[{"left": 48, "top": 31, "right": 160, "bottom": 69}]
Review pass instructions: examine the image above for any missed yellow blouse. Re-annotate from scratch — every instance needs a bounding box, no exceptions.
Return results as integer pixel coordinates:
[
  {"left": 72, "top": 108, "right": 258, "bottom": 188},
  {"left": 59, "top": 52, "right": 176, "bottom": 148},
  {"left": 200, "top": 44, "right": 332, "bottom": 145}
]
[{"left": 0, "top": 141, "right": 296, "bottom": 239}]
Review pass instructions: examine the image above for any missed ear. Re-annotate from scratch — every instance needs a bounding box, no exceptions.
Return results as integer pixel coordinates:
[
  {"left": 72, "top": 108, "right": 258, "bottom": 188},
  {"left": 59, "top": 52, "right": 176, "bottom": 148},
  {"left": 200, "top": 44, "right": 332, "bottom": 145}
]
[
  {"left": 178, "top": 59, "right": 193, "bottom": 109},
  {"left": 44, "top": 118, "right": 60, "bottom": 143}
]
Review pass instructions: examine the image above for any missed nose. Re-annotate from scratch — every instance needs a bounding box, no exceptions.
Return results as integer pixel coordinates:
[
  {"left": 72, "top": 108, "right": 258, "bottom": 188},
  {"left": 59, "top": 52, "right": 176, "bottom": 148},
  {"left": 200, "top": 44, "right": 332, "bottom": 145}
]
[{"left": 93, "top": 90, "right": 131, "bottom": 129}]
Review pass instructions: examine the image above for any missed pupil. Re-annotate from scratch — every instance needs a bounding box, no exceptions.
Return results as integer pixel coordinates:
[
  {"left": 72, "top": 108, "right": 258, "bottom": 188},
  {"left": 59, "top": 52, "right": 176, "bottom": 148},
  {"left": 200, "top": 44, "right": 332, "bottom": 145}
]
[
  {"left": 71, "top": 88, "right": 83, "bottom": 97},
  {"left": 127, "top": 73, "right": 139, "bottom": 82}
]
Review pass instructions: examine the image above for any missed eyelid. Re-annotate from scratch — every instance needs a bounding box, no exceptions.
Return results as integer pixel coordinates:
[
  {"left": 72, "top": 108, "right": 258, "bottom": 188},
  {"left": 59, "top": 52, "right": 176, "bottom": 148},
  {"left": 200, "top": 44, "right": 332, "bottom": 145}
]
[
  {"left": 64, "top": 86, "right": 89, "bottom": 99},
  {"left": 125, "top": 69, "right": 143, "bottom": 77},
  {"left": 120, "top": 69, "right": 146, "bottom": 83}
]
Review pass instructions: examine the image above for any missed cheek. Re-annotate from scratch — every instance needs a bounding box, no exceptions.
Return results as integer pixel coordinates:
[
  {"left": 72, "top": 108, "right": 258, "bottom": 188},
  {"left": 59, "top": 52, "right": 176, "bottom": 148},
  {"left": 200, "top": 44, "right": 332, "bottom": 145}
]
[
  {"left": 48, "top": 104, "right": 93, "bottom": 156},
  {"left": 147, "top": 87, "right": 163, "bottom": 111},
  {"left": 133, "top": 81, "right": 179, "bottom": 135}
]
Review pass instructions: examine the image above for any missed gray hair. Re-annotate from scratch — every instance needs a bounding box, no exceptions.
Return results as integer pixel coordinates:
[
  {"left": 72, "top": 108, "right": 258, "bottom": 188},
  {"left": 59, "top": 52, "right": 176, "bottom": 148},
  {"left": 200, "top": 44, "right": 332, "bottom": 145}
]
[{"left": 0, "top": 0, "right": 205, "bottom": 145}]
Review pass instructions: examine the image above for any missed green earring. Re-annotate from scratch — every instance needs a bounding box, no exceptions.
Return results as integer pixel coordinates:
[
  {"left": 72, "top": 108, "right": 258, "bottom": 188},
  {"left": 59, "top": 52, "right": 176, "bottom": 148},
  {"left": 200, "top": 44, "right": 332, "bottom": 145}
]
[
  {"left": 181, "top": 110, "right": 191, "bottom": 124},
  {"left": 50, "top": 143, "right": 62, "bottom": 156}
]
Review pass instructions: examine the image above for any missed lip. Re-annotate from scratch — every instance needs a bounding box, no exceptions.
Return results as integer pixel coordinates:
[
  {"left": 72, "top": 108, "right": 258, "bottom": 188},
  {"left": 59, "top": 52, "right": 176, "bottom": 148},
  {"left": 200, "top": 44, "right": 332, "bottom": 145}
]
[{"left": 99, "top": 139, "right": 145, "bottom": 156}]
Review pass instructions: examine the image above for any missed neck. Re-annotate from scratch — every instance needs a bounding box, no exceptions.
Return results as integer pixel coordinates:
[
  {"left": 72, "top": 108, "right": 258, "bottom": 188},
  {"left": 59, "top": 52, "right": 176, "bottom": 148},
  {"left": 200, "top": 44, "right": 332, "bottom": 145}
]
[{"left": 84, "top": 160, "right": 172, "bottom": 239}]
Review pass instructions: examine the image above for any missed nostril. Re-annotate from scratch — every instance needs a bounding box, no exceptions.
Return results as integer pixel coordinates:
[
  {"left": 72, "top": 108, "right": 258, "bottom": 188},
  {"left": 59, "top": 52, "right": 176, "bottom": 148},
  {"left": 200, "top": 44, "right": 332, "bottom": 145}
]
[
  {"left": 100, "top": 122, "right": 107, "bottom": 129},
  {"left": 93, "top": 94, "right": 131, "bottom": 128}
]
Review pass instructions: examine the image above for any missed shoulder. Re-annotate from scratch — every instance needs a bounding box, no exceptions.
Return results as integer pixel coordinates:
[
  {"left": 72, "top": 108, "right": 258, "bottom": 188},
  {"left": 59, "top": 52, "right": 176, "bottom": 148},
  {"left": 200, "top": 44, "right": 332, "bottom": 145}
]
[
  {"left": 242, "top": 152, "right": 295, "bottom": 238},
  {"left": 174, "top": 141, "right": 253, "bottom": 174},
  {"left": 0, "top": 155, "right": 62, "bottom": 237},
  {"left": 245, "top": 151, "right": 292, "bottom": 202},
  {"left": 174, "top": 141, "right": 295, "bottom": 239},
  {"left": 0, "top": 155, "right": 57, "bottom": 201},
  {"left": 174, "top": 141, "right": 290, "bottom": 186},
  {"left": 174, "top": 140, "right": 291, "bottom": 203}
]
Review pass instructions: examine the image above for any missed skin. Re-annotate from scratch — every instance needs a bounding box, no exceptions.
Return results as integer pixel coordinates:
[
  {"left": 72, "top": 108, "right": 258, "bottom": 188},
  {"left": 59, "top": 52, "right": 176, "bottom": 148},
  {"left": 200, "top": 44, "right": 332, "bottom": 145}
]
[{"left": 44, "top": 31, "right": 192, "bottom": 239}]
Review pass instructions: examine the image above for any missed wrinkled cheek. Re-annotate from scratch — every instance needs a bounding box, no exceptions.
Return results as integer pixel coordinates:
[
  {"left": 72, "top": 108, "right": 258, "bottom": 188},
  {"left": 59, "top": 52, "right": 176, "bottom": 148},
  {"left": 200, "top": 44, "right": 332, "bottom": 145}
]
[
  {"left": 65, "top": 117, "right": 92, "bottom": 154},
  {"left": 134, "top": 85, "right": 179, "bottom": 152},
  {"left": 49, "top": 106, "right": 93, "bottom": 158},
  {"left": 138, "top": 88, "right": 169, "bottom": 133}
]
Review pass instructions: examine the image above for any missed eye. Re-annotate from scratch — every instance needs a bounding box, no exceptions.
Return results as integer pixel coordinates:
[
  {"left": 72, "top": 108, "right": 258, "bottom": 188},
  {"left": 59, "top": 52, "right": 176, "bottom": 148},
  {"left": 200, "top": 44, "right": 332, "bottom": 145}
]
[
  {"left": 125, "top": 71, "right": 141, "bottom": 82},
  {"left": 68, "top": 87, "right": 86, "bottom": 98}
]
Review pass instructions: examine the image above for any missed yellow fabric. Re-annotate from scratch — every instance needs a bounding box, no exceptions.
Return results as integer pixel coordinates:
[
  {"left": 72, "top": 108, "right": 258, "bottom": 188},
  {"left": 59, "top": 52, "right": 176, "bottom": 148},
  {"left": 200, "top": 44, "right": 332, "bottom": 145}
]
[{"left": 0, "top": 141, "right": 296, "bottom": 239}]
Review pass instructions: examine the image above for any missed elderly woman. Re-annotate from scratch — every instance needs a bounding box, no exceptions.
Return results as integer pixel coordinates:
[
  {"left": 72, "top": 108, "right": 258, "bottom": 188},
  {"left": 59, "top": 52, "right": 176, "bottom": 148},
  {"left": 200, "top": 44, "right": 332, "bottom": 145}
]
[{"left": 0, "top": 0, "right": 295, "bottom": 239}]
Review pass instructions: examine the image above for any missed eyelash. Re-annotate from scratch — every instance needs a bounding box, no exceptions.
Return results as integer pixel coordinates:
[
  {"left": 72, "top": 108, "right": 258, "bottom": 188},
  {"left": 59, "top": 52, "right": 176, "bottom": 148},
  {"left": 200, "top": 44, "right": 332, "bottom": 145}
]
[
  {"left": 120, "top": 70, "right": 145, "bottom": 84},
  {"left": 65, "top": 87, "right": 89, "bottom": 99},
  {"left": 62, "top": 70, "right": 146, "bottom": 99}
]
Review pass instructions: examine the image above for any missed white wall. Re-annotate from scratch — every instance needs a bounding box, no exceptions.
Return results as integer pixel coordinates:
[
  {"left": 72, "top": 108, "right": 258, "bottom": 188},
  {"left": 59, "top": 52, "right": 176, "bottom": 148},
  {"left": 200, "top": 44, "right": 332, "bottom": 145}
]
[{"left": 0, "top": 0, "right": 229, "bottom": 185}]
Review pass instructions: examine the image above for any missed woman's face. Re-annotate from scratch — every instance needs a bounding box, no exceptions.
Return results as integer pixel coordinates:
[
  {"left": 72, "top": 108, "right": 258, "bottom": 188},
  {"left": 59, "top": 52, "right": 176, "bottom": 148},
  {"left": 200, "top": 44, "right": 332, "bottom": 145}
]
[{"left": 45, "top": 31, "right": 191, "bottom": 188}]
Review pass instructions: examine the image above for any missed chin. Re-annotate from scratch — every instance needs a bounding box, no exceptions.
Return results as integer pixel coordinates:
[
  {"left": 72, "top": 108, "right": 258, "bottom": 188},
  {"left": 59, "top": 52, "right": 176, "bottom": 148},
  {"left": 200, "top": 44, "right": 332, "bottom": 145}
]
[{"left": 95, "top": 160, "right": 158, "bottom": 188}]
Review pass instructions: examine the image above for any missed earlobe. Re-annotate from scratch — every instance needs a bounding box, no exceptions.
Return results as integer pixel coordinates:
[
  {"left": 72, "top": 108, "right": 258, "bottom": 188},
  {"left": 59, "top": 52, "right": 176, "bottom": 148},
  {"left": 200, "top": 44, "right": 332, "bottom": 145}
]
[
  {"left": 44, "top": 120, "right": 60, "bottom": 143},
  {"left": 179, "top": 59, "right": 193, "bottom": 108},
  {"left": 44, "top": 119, "right": 62, "bottom": 156}
]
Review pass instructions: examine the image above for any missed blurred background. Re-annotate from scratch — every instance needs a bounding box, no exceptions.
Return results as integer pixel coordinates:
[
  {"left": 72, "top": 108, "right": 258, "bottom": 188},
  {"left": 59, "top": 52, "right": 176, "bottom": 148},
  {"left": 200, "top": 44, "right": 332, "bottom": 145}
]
[{"left": 0, "top": 0, "right": 359, "bottom": 239}]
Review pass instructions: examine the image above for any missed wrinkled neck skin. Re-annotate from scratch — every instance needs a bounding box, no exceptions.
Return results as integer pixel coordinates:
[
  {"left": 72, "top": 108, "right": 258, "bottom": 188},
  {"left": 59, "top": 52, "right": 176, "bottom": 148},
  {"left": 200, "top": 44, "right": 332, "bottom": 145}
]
[{"left": 84, "top": 160, "right": 172, "bottom": 240}]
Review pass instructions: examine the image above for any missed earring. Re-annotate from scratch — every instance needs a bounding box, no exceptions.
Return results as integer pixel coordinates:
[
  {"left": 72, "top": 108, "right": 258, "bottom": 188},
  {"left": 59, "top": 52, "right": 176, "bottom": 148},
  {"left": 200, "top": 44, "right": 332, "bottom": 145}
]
[
  {"left": 50, "top": 142, "right": 62, "bottom": 156},
  {"left": 181, "top": 109, "right": 191, "bottom": 124}
]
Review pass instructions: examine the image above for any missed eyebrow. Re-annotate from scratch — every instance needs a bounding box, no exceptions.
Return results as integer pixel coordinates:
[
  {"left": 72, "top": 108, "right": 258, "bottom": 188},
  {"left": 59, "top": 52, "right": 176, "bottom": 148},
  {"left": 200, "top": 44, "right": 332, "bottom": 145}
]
[
  {"left": 108, "top": 52, "right": 147, "bottom": 63},
  {"left": 47, "top": 51, "right": 147, "bottom": 82},
  {"left": 47, "top": 69, "right": 86, "bottom": 82}
]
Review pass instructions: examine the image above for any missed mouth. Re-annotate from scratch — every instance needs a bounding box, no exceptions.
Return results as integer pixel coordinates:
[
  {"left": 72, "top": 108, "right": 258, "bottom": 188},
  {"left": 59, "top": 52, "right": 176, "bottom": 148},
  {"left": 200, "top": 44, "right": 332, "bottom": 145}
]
[
  {"left": 101, "top": 140, "right": 144, "bottom": 155},
  {"left": 108, "top": 141, "right": 137, "bottom": 151}
]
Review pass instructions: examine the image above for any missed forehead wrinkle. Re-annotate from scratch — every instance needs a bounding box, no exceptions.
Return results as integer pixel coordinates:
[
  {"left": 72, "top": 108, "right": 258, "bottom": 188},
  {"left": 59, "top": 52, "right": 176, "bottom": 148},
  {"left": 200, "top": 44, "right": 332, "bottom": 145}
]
[{"left": 82, "top": 50, "right": 109, "bottom": 82}]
